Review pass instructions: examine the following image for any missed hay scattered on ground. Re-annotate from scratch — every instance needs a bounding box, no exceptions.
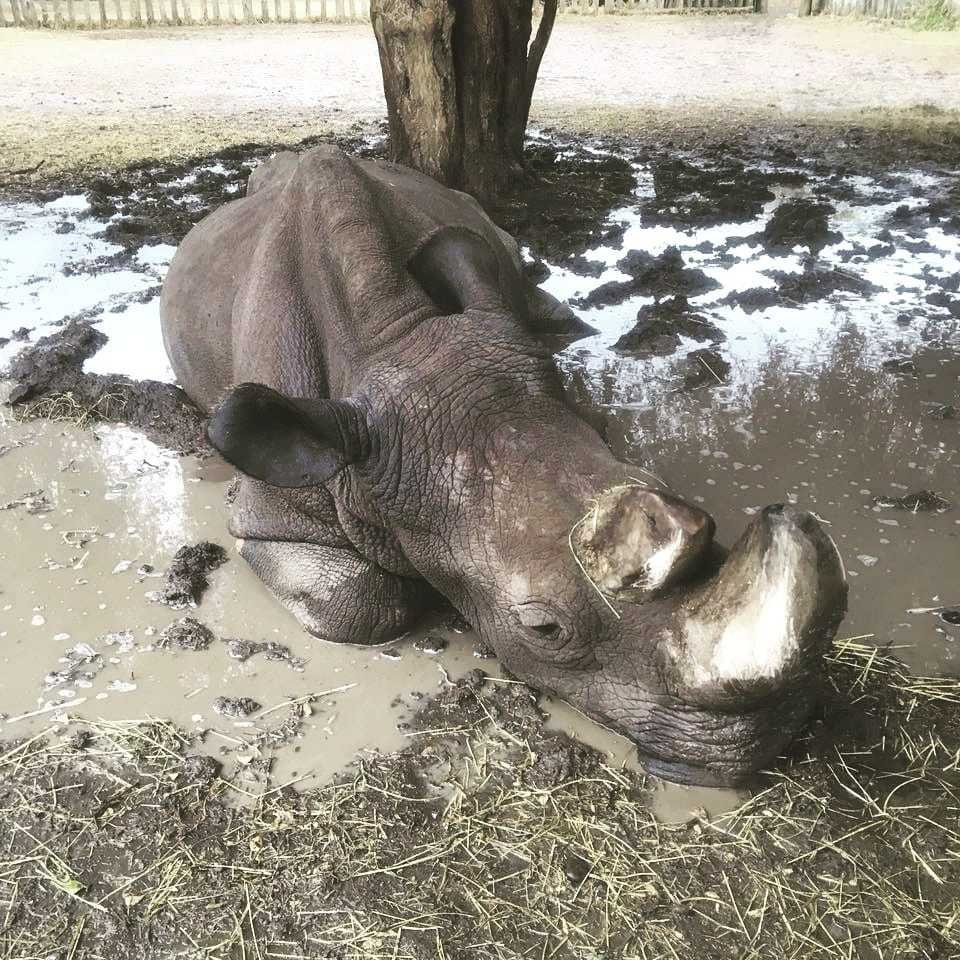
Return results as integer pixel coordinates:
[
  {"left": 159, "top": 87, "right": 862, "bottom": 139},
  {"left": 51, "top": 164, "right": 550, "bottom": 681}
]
[{"left": 2, "top": 638, "right": 959, "bottom": 959}]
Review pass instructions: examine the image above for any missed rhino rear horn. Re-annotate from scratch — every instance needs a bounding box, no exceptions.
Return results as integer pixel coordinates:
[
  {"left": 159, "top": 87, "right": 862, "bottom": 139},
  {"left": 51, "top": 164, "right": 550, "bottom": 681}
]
[{"left": 574, "top": 485, "right": 715, "bottom": 601}]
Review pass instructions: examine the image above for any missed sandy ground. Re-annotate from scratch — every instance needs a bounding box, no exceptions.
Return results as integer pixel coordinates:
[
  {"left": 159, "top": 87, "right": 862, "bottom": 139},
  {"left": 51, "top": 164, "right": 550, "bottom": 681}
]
[{"left": 1, "top": 15, "right": 959, "bottom": 174}]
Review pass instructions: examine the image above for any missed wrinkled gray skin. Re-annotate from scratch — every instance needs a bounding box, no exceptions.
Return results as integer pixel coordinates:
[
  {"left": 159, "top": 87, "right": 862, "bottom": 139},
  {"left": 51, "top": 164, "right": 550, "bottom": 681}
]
[{"left": 160, "top": 145, "right": 847, "bottom": 786}]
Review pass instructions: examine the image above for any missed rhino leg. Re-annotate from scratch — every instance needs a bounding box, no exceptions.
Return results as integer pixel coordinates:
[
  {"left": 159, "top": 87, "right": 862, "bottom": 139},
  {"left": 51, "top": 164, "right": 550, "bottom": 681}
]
[{"left": 238, "top": 539, "right": 432, "bottom": 645}]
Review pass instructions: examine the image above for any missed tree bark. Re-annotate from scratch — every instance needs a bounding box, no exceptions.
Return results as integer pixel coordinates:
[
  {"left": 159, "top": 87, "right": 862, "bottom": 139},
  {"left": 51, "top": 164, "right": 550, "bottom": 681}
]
[{"left": 371, "top": 0, "right": 558, "bottom": 205}]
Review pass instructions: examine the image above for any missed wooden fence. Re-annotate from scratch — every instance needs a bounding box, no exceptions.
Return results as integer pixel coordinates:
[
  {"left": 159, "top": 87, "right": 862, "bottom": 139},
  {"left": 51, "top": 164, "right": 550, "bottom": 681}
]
[
  {"left": 820, "top": 0, "right": 958, "bottom": 14},
  {"left": 557, "top": 0, "right": 757, "bottom": 11},
  {"left": 0, "top": 0, "right": 370, "bottom": 27}
]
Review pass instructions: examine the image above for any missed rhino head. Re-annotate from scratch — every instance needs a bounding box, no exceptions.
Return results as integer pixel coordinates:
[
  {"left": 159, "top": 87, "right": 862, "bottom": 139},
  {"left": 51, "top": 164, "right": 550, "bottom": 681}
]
[{"left": 207, "top": 349, "right": 845, "bottom": 786}]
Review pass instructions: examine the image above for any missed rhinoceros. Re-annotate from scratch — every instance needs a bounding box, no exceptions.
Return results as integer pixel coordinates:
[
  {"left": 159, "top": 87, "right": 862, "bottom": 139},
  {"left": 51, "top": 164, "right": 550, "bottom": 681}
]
[{"left": 160, "top": 144, "right": 847, "bottom": 786}]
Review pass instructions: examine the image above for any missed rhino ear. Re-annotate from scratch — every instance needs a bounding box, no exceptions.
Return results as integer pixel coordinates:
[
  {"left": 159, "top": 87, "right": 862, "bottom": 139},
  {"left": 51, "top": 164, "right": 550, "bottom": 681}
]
[
  {"left": 409, "top": 226, "right": 524, "bottom": 316},
  {"left": 207, "top": 382, "right": 366, "bottom": 488}
]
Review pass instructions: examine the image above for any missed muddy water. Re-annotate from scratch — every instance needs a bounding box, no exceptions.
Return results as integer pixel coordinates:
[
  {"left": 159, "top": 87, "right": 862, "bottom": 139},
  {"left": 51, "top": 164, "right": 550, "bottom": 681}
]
[
  {"left": 543, "top": 161, "right": 960, "bottom": 679},
  {"left": 0, "top": 414, "right": 491, "bottom": 792},
  {"left": 1, "top": 143, "right": 958, "bottom": 822},
  {"left": 0, "top": 414, "right": 705, "bottom": 810}
]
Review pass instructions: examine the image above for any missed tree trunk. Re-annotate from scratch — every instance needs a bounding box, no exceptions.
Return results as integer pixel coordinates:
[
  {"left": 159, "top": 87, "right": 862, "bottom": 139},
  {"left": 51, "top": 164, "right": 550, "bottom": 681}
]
[{"left": 370, "top": 0, "right": 558, "bottom": 205}]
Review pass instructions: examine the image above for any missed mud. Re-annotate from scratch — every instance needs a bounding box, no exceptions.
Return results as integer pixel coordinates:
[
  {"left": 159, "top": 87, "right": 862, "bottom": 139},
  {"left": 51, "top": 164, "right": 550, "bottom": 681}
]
[
  {"left": 1, "top": 136, "right": 377, "bottom": 454},
  {"left": 2, "top": 642, "right": 958, "bottom": 959},
  {"left": 570, "top": 246, "right": 720, "bottom": 309},
  {"left": 2, "top": 128, "right": 960, "bottom": 827},
  {"left": 149, "top": 539, "right": 228, "bottom": 608},
  {"left": 495, "top": 142, "right": 636, "bottom": 261},
  {"left": 156, "top": 616, "right": 216, "bottom": 651},
  {"left": 223, "top": 636, "right": 306, "bottom": 670},
  {"left": 613, "top": 295, "right": 725, "bottom": 356},
  {"left": 873, "top": 489, "right": 952, "bottom": 512},
  {"left": 760, "top": 197, "right": 840, "bottom": 252},
  {"left": 0, "top": 417, "right": 511, "bottom": 791},
  {"left": 7, "top": 319, "right": 207, "bottom": 454}
]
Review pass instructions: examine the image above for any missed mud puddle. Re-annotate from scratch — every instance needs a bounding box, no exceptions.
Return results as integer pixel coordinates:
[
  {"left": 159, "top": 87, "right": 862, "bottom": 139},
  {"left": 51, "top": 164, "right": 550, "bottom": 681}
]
[
  {"left": 1, "top": 415, "right": 694, "bottom": 809},
  {"left": 0, "top": 417, "right": 489, "bottom": 792},
  {"left": 1, "top": 133, "right": 958, "bottom": 823}
]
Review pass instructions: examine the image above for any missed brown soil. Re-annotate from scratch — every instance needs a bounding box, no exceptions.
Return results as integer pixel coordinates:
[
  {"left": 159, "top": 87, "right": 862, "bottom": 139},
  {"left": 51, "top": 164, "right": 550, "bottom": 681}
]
[{"left": 2, "top": 645, "right": 959, "bottom": 959}]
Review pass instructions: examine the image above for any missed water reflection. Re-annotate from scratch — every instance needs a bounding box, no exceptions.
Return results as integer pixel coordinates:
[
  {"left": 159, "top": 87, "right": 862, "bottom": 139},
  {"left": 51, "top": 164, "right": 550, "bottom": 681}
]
[{"left": 545, "top": 155, "right": 959, "bottom": 675}]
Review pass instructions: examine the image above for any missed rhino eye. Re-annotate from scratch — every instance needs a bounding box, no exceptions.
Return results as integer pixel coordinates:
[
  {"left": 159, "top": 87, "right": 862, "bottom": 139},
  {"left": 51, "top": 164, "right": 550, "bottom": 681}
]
[{"left": 528, "top": 622, "right": 563, "bottom": 642}]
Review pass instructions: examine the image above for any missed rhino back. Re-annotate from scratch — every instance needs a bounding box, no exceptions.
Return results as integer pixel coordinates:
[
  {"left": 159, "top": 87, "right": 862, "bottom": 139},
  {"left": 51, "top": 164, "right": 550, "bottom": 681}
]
[
  {"left": 162, "top": 145, "right": 526, "bottom": 411},
  {"left": 160, "top": 170, "right": 291, "bottom": 412}
]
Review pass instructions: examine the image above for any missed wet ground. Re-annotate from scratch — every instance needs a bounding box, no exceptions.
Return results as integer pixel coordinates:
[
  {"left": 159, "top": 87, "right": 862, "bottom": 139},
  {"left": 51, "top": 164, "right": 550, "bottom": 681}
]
[
  {"left": 1, "top": 131, "right": 959, "bottom": 829},
  {"left": 1, "top": 129, "right": 960, "bottom": 959}
]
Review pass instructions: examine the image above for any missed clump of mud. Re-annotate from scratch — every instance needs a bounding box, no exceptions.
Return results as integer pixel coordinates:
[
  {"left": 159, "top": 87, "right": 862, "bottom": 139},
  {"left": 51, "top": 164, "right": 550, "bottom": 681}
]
[
  {"left": 882, "top": 356, "right": 918, "bottom": 376},
  {"left": 761, "top": 197, "right": 841, "bottom": 253},
  {"left": 719, "top": 260, "right": 879, "bottom": 313},
  {"left": 1, "top": 489, "right": 52, "bottom": 514},
  {"left": 641, "top": 154, "right": 803, "bottom": 228},
  {"left": 223, "top": 637, "right": 306, "bottom": 671},
  {"left": 44, "top": 643, "right": 103, "bottom": 690},
  {"left": 5, "top": 320, "right": 207, "bottom": 455},
  {"left": 156, "top": 616, "right": 215, "bottom": 652},
  {"left": 873, "top": 490, "right": 951, "bottom": 512},
  {"left": 212, "top": 696, "right": 261, "bottom": 718},
  {"left": 413, "top": 634, "right": 448, "bottom": 655},
  {"left": 614, "top": 296, "right": 725, "bottom": 356},
  {"left": 679, "top": 348, "right": 731, "bottom": 390},
  {"left": 496, "top": 141, "right": 637, "bottom": 261},
  {"left": 929, "top": 403, "right": 957, "bottom": 420},
  {"left": 572, "top": 246, "right": 718, "bottom": 309},
  {"left": 148, "top": 541, "right": 228, "bottom": 609}
]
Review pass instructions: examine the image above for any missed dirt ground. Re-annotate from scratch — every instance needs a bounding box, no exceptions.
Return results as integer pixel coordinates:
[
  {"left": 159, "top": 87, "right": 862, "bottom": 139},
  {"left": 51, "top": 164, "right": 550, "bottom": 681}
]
[
  {"left": 2, "top": 13, "right": 960, "bottom": 960},
  {"left": 1, "top": 15, "right": 960, "bottom": 175}
]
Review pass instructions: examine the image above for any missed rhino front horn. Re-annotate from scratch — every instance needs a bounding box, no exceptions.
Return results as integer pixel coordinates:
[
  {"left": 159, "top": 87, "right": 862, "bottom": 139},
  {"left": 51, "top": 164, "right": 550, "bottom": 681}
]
[
  {"left": 573, "top": 484, "right": 715, "bottom": 601},
  {"left": 670, "top": 504, "right": 848, "bottom": 709}
]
